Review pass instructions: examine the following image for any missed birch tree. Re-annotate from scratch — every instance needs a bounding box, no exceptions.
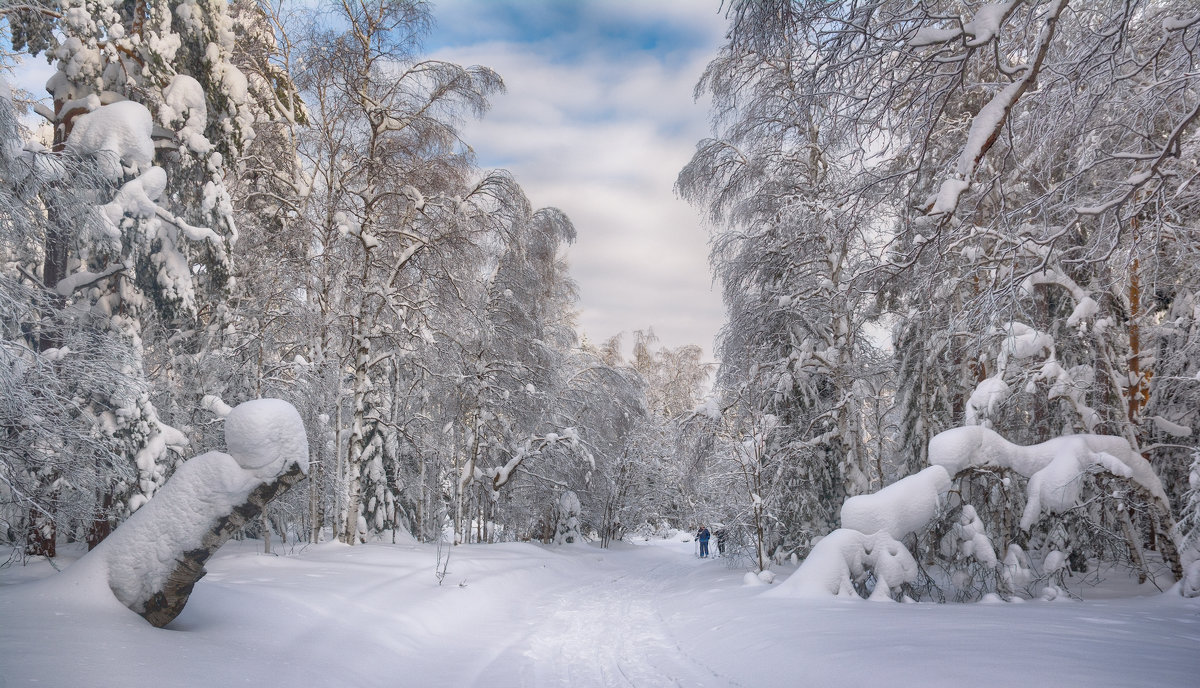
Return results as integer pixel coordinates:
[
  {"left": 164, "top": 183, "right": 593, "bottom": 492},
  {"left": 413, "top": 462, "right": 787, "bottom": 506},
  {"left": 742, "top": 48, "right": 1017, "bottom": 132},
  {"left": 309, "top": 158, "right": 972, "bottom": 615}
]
[{"left": 298, "top": 0, "right": 510, "bottom": 544}]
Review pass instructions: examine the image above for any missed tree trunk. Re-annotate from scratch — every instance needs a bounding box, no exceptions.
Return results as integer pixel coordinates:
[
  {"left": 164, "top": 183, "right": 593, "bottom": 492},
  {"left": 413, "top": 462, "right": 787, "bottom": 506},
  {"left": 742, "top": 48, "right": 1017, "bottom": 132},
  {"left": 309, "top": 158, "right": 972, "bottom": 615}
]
[
  {"left": 138, "top": 462, "right": 306, "bottom": 627},
  {"left": 1116, "top": 503, "right": 1148, "bottom": 585},
  {"left": 308, "top": 445, "right": 323, "bottom": 543},
  {"left": 343, "top": 329, "right": 370, "bottom": 544},
  {"left": 86, "top": 490, "right": 115, "bottom": 551},
  {"left": 25, "top": 104, "right": 79, "bottom": 558}
]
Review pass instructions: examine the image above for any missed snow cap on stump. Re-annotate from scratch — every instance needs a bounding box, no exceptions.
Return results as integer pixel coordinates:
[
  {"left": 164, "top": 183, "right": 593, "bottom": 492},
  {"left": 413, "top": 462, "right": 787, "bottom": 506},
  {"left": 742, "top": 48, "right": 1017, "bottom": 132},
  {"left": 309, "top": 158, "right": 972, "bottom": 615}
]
[{"left": 225, "top": 399, "right": 309, "bottom": 476}]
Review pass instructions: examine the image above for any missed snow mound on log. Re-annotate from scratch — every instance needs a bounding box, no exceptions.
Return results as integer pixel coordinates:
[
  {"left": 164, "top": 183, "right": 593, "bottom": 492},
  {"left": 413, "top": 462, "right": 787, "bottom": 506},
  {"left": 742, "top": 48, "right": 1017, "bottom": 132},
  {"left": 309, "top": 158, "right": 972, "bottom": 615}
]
[
  {"left": 840, "top": 466, "right": 951, "bottom": 540},
  {"left": 224, "top": 398, "right": 309, "bottom": 475},
  {"left": 98, "top": 451, "right": 266, "bottom": 611},
  {"left": 57, "top": 399, "right": 308, "bottom": 615},
  {"left": 928, "top": 426, "right": 1170, "bottom": 528}
]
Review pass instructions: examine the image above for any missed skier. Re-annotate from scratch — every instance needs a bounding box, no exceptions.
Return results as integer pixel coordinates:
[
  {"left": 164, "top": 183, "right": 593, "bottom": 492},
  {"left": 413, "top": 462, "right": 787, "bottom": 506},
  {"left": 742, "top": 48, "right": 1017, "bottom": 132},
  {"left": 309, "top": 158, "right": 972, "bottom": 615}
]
[
  {"left": 716, "top": 528, "right": 727, "bottom": 557},
  {"left": 697, "top": 526, "right": 711, "bottom": 558}
]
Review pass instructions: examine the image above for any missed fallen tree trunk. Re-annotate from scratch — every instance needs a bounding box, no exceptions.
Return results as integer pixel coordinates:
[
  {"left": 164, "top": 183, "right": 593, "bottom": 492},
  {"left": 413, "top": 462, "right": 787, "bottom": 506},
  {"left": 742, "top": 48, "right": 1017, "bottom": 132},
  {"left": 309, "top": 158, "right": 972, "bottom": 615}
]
[
  {"left": 138, "top": 460, "right": 307, "bottom": 627},
  {"left": 83, "top": 399, "right": 309, "bottom": 627}
]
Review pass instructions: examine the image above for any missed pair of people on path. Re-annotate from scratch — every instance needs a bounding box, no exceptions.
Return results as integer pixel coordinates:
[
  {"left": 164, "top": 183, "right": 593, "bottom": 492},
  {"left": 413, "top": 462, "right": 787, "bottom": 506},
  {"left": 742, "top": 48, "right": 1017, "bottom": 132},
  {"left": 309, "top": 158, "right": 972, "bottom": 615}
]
[{"left": 697, "top": 525, "right": 727, "bottom": 558}]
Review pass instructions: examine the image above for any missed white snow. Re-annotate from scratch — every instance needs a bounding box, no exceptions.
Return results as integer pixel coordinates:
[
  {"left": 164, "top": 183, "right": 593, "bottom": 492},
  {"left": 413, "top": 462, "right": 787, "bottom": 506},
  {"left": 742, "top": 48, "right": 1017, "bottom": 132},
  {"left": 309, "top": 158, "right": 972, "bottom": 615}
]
[
  {"left": 999, "top": 321, "right": 1054, "bottom": 364},
  {"left": 1044, "top": 550, "right": 1067, "bottom": 574},
  {"left": 1183, "top": 560, "right": 1200, "bottom": 598},
  {"left": 66, "top": 100, "right": 156, "bottom": 180},
  {"left": 840, "top": 465, "right": 951, "bottom": 540},
  {"left": 931, "top": 178, "right": 969, "bottom": 214},
  {"left": 1, "top": 536, "right": 1197, "bottom": 686},
  {"left": 962, "top": 2, "right": 1017, "bottom": 47},
  {"left": 161, "top": 74, "right": 212, "bottom": 154},
  {"left": 965, "top": 376, "right": 1011, "bottom": 427},
  {"left": 772, "top": 529, "right": 918, "bottom": 600},
  {"left": 554, "top": 491, "right": 583, "bottom": 545},
  {"left": 910, "top": 26, "right": 963, "bottom": 47},
  {"left": 222, "top": 398, "right": 309, "bottom": 475},
  {"left": 201, "top": 394, "right": 234, "bottom": 418},
  {"left": 1152, "top": 416, "right": 1193, "bottom": 438},
  {"left": 1067, "top": 296, "right": 1099, "bottom": 328},
  {"left": 1002, "top": 543, "right": 1034, "bottom": 592},
  {"left": 1035, "top": 360, "right": 1100, "bottom": 432},
  {"left": 99, "top": 165, "right": 168, "bottom": 225},
  {"left": 940, "top": 505, "right": 998, "bottom": 567},
  {"left": 1020, "top": 449, "right": 1130, "bottom": 530},
  {"left": 957, "top": 80, "right": 1022, "bottom": 178},
  {"left": 1164, "top": 15, "right": 1200, "bottom": 32}
]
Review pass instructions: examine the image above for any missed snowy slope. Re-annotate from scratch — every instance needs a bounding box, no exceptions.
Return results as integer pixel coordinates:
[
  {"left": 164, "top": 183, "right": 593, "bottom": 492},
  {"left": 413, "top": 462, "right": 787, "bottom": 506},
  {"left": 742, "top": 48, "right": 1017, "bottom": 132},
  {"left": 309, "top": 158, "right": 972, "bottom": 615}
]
[{"left": 1, "top": 538, "right": 1198, "bottom": 687}]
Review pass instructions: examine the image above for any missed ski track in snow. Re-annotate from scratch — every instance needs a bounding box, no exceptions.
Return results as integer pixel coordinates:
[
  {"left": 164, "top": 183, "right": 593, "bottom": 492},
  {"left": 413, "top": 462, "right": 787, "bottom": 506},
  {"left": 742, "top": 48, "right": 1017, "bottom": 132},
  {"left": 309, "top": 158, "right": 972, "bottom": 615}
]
[{"left": 2, "top": 538, "right": 1199, "bottom": 687}]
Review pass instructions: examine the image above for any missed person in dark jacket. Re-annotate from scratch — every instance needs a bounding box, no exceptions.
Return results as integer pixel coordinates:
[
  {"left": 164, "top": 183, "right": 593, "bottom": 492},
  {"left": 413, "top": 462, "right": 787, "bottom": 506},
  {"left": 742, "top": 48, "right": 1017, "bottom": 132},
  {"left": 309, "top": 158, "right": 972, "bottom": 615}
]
[
  {"left": 715, "top": 528, "right": 727, "bottom": 557},
  {"left": 697, "top": 526, "right": 711, "bottom": 558}
]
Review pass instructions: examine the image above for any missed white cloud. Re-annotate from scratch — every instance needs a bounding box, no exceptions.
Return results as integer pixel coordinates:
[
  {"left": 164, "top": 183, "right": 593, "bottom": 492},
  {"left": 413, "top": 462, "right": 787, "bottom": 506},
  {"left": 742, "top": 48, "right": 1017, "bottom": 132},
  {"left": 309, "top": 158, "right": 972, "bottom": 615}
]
[{"left": 428, "top": 1, "right": 727, "bottom": 363}]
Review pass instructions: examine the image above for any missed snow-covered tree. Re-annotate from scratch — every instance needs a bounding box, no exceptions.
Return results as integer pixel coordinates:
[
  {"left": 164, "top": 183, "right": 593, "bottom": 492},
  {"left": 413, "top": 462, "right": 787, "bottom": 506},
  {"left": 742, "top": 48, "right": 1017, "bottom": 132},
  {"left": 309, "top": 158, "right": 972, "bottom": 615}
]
[
  {"left": 5, "top": 0, "right": 266, "bottom": 550},
  {"left": 685, "top": 0, "right": 1200, "bottom": 583},
  {"left": 0, "top": 80, "right": 131, "bottom": 554},
  {"left": 679, "top": 0, "right": 887, "bottom": 558}
]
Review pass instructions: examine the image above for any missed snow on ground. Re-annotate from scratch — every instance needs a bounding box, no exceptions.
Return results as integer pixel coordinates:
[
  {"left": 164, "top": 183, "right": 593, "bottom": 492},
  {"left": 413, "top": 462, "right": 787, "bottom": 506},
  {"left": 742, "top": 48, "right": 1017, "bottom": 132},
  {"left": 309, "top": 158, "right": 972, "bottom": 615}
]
[{"left": 2, "top": 537, "right": 1198, "bottom": 687}]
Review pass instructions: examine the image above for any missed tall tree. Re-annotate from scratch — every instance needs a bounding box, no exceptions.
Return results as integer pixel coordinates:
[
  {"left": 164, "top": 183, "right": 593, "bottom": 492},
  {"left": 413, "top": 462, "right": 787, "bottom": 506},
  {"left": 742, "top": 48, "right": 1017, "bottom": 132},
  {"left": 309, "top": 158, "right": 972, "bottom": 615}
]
[
  {"left": 679, "top": 0, "right": 881, "bottom": 556},
  {"left": 297, "top": 0, "right": 516, "bottom": 544}
]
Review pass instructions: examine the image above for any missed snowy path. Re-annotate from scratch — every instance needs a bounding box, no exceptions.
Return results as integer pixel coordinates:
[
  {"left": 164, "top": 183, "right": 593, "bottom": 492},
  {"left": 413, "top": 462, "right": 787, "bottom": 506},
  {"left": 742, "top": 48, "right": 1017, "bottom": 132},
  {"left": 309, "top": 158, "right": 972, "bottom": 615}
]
[
  {"left": 2, "top": 538, "right": 1199, "bottom": 687},
  {"left": 462, "top": 549, "right": 732, "bottom": 687}
]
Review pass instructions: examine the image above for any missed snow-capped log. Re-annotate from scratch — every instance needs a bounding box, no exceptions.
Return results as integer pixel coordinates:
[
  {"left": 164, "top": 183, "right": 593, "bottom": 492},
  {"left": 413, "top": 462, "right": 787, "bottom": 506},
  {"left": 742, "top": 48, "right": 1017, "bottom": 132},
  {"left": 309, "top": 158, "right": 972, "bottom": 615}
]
[
  {"left": 69, "top": 400, "right": 308, "bottom": 627},
  {"left": 928, "top": 425, "right": 1181, "bottom": 579}
]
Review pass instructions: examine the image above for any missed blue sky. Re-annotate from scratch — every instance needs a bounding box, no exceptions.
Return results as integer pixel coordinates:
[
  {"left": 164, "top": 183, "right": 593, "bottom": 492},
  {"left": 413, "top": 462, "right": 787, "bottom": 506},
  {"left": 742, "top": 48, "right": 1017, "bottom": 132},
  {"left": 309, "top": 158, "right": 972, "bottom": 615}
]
[
  {"left": 426, "top": 0, "right": 720, "bottom": 62},
  {"left": 426, "top": 0, "right": 727, "bottom": 362}
]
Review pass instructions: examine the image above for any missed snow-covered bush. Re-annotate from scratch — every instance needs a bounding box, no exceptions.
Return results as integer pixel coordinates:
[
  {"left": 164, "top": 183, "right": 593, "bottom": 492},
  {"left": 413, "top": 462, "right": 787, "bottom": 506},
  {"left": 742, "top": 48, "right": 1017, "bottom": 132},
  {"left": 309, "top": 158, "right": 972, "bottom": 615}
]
[
  {"left": 797, "top": 424, "right": 1181, "bottom": 602},
  {"left": 929, "top": 425, "right": 1181, "bottom": 585},
  {"left": 774, "top": 529, "right": 918, "bottom": 600},
  {"left": 777, "top": 467, "right": 950, "bottom": 601}
]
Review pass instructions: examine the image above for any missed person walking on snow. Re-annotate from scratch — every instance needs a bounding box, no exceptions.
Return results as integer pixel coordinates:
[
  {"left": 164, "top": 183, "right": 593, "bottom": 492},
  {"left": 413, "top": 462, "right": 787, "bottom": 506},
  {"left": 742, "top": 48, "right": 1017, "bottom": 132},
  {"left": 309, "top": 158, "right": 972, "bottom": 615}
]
[{"left": 697, "top": 526, "right": 711, "bottom": 558}]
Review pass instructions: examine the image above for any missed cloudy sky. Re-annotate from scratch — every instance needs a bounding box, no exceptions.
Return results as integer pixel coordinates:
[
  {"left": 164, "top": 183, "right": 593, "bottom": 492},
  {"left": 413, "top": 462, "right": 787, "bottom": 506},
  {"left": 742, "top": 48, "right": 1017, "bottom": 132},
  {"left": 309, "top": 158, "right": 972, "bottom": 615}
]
[{"left": 423, "top": 0, "right": 728, "bottom": 362}]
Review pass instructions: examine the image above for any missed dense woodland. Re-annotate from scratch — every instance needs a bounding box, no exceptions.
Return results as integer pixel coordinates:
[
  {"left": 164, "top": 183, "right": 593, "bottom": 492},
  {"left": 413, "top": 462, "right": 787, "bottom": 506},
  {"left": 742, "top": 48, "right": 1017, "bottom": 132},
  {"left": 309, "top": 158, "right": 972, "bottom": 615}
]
[{"left": 2, "top": 0, "right": 1199, "bottom": 602}]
